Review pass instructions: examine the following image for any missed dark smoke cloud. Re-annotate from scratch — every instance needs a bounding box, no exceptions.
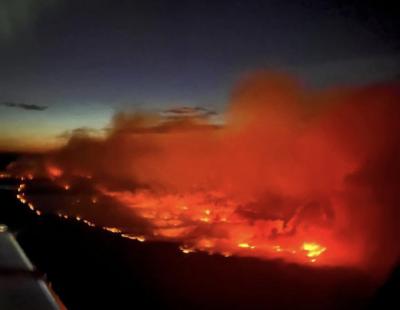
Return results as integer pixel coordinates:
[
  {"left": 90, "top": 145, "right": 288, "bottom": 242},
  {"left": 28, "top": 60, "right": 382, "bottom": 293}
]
[{"left": 0, "top": 101, "right": 48, "bottom": 111}]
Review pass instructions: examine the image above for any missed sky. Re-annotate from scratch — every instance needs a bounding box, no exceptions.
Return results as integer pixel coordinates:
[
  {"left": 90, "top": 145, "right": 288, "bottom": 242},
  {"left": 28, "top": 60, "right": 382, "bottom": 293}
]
[{"left": 0, "top": 0, "right": 399, "bottom": 151}]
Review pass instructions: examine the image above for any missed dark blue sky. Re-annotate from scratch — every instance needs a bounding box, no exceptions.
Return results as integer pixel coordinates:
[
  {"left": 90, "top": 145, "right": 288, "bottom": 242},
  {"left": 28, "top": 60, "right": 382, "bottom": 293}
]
[{"left": 0, "top": 0, "right": 399, "bottom": 150}]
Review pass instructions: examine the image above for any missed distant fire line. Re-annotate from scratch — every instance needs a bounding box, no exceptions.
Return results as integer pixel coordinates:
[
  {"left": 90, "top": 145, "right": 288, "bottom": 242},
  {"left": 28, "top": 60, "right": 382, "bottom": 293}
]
[{"left": 14, "top": 174, "right": 327, "bottom": 264}]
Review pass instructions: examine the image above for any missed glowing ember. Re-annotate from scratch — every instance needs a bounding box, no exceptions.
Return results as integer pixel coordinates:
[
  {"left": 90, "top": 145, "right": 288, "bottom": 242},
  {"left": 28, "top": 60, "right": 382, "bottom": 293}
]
[
  {"left": 83, "top": 219, "right": 96, "bottom": 227},
  {"left": 0, "top": 172, "right": 11, "bottom": 178},
  {"left": 103, "top": 227, "right": 122, "bottom": 234},
  {"left": 121, "top": 234, "right": 146, "bottom": 242},
  {"left": 179, "top": 245, "right": 195, "bottom": 254},
  {"left": 238, "top": 243, "right": 255, "bottom": 249},
  {"left": 47, "top": 166, "right": 63, "bottom": 178},
  {"left": 302, "top": 242, "right": 327, "bottom": 260}
]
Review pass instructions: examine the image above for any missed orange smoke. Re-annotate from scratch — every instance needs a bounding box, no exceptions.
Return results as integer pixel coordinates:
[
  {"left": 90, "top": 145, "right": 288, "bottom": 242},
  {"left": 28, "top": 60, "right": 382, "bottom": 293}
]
[{"left": 10, "top": 72, "right": 400, "bottom": 276}]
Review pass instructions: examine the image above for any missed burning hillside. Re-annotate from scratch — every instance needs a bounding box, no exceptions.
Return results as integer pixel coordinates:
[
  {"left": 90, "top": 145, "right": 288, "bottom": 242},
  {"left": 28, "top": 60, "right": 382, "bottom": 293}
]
[{"left": 8, "top": 72, "right": 400, "bottom": 277}]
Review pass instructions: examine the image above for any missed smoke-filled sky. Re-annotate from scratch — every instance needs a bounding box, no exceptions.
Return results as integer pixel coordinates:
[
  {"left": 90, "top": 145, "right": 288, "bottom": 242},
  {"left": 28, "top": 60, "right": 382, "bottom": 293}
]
[{"left": 0, "top": 0, "right": 399, "bottom": 151}]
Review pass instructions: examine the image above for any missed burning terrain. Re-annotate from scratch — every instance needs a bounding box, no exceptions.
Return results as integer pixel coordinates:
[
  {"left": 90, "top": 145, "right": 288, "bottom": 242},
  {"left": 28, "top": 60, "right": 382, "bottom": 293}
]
[{"left": 5, "top": 72, "right": 400, "bottom": 278}]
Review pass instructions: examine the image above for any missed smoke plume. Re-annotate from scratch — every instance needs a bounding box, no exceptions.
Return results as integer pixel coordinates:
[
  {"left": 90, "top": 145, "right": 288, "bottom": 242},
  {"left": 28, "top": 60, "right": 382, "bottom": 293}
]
[{"left": 10, "top": 71, "right": 400, "bottom": 277}]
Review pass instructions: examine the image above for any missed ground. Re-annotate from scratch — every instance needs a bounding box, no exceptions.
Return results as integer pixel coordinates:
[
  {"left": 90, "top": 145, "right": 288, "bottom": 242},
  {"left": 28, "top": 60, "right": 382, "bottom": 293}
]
[{"left": 0, "top": 153, "right": 398, "bottom": 309}]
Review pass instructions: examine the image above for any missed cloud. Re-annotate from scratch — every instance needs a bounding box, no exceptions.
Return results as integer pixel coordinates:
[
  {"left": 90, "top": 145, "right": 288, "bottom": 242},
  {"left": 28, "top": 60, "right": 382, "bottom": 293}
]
[
  {"left": 0, "top": 101, "right": 48, "bottom": 111},
  {"left": 161, "top": 106, "right": 217, "bottom": 121},
  {"left": 57, "top": 127, "right": 105, "bottom": 140}
]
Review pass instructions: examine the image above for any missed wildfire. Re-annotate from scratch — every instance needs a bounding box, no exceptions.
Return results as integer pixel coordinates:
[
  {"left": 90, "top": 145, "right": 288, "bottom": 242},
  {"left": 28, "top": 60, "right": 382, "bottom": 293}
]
[
  {"left": 7, "top": 72, "right": 400, "bottom": 274},
  {"left": 83, "top": 219, "right": 96, "bottom": 227},
  {"left": 238, "top": 243, "right": 256, "bottom": 249},
  {"left": 15, "top": 181, "right": 40, "bottom": 216},
  {"left": 103, "top": 227, "right": 122, "bottom": 234},
  {"left": 47, "top": 166, "right": 63, "bottom": 178},
  {"left": 0, "top": 172, "right": 11, "bottom": 178},
  {"left": 11, "top": 170, "right": 333, "bottom": 267},
  {"left": 179, "top": 245, "right": 195, "bottom": 254},
  {"left": 302, "top": 242, "right": 327, "bottom": 262},
  {"left": 122, "top": 234, "right": 146, "bottom": 242}
]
